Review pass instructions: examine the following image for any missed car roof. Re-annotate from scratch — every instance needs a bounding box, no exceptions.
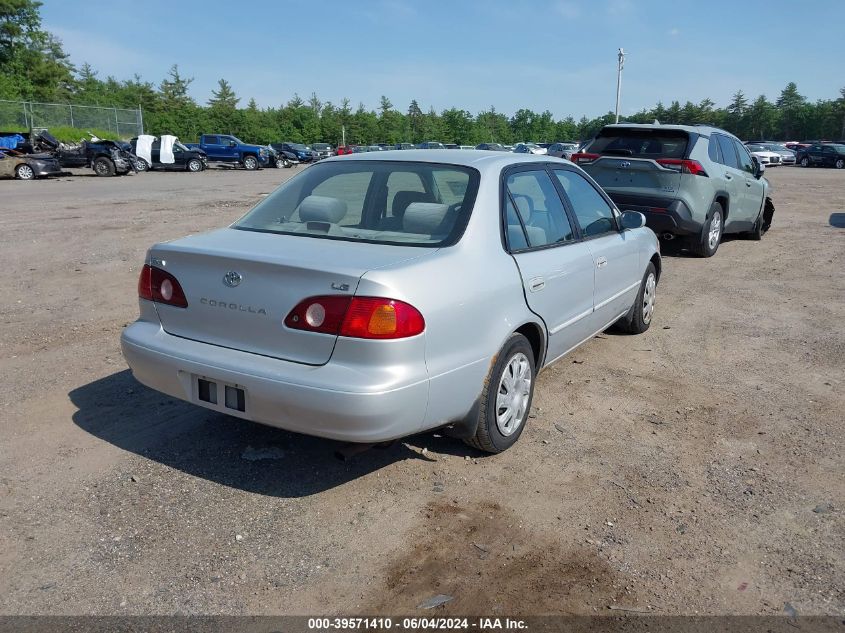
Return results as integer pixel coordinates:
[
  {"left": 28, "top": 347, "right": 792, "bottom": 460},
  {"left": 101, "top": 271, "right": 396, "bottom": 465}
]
[
  {"left": 601, "top": 122, "right": 731, "bottom": 137},
  {"left": 322, "top": 149, "right": 565, "bottom": 170}
]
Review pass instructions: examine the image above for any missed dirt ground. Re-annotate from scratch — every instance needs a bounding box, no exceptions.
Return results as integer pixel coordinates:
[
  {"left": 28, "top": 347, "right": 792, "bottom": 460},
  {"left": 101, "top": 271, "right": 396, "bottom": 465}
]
[{"left": 0, "top": 164, "right": 842, "bottom": 617}]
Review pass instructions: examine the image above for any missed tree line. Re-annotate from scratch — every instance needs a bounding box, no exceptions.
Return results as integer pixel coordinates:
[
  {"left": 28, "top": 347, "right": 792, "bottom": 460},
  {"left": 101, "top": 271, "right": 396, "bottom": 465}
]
[{"left": 3, "top": 0, "right": 845, "bottom": 145}]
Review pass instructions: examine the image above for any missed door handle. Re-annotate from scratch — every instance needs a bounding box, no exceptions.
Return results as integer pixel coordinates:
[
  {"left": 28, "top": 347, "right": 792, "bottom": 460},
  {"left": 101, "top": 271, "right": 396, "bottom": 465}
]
[
  {"left": 746, "top": 180, "right": 752, "bottom": 187},
  {"left": 724, "top": 173, "right": 733, "bottom": 180},
  {"left": 528, "top": 277, "right": 545, "bottom": 292},
  {"left": 596, "top": 256, "right": 608, "bottom": 269}
]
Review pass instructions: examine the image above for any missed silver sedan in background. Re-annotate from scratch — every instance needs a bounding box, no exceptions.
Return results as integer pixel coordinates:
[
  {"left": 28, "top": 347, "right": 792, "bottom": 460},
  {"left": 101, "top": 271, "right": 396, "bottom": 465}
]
[
  {"left": 121, "top": 151, "right": 660, "bottom": 452},
  {"left": 547, "top": 142, "right": 580, "bottom": 160}
]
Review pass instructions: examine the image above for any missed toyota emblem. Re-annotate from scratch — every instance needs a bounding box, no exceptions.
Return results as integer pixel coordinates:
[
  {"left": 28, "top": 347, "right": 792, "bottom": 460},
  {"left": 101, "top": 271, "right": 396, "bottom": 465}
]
[
  {"left": 620, "top": 161, "right": 631, "bottom": 168},
  {"left": 223, "top": 271, "right": 242, "bottom": 287}
]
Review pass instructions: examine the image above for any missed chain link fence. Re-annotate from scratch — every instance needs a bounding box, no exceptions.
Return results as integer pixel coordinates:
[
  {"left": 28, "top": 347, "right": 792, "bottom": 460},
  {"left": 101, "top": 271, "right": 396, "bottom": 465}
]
[{"left": 0, "top": 100, "right": 144, "bottom": 137}]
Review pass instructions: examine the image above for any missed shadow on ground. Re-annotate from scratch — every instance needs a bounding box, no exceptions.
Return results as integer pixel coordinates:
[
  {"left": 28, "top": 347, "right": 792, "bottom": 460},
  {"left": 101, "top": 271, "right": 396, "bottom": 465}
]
[{"left": 70, "top": 370, "right": 476, "bottom": 499}]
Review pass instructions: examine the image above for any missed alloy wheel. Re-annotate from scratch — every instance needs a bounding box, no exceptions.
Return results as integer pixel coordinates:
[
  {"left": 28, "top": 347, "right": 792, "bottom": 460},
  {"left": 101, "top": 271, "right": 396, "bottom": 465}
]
[
  {"left": 642, "top": 272, "right": 656, "bottom": 324},
  {"left": 708, "top": 211, "right": 722, "bottom": 250}
]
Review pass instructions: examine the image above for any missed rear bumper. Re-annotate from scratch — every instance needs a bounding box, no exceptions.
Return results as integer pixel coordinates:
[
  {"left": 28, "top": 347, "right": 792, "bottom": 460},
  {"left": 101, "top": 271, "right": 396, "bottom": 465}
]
[
  {"left": 608, "top": 194, "right": 703, "bottom": 236},
  {"left": 120, "top": 321, "right": 429, "bottom": 443}
]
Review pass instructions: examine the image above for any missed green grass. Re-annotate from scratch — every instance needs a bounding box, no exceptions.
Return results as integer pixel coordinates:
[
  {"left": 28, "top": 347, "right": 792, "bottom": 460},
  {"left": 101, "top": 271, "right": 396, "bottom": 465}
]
[{"left": 41, "top": 126, "right": 122, "bottom": 143}]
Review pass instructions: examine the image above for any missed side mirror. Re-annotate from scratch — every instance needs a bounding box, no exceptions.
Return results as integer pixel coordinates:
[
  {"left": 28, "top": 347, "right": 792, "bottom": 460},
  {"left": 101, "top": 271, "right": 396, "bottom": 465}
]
[
  {"left": 229, "top": 141, "right": 237, "bottom": 147},
  {"left": 752, "top": 156, "right": 765, "bottom": 179},
  {"left": 620, "top": 210, "right": 646, "bottom": 230}
]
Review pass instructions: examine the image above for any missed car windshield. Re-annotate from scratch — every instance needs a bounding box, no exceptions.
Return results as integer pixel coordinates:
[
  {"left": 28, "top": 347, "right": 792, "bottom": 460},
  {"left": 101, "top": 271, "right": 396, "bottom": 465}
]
[
  {"left": 590, "top": 129, "right": 689, "bottom": 158},
  {"left": 313, "top": 143, "right": 330, "bottom": 150},
  {"left": 174, "top": 141, "right": 190, "bottom": 151},
  {"left": 289, "top": 143, "right": 307, "bottom": 150},
  {"left": 235, "top": 161, "right": 479, "bottom": 247}
]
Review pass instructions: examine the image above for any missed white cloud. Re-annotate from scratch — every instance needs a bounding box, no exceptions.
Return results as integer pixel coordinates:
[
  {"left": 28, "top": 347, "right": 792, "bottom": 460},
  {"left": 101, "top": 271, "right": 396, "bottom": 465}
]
[
  {"left": 669, "top": 28, "right": 680, "bottom": 36},
  {"left": 554, "top": 0, "right": 581, "bottom": 19}
]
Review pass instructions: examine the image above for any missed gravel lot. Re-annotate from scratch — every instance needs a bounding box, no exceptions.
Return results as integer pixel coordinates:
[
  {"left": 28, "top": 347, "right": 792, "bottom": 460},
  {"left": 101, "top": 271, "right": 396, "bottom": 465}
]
[{"left": 0, "top": 164, "right": 843, "bottom": 616}]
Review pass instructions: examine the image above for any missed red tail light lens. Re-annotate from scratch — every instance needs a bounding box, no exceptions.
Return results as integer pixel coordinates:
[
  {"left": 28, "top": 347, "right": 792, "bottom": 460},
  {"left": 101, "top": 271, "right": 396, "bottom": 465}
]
[
  {"left": 570, "top": 152, "right": 600, "bottom": 164},
  {"left": 285, "top": 296, "right": 425, "bottom": 339},
  {"left": 656, "top": 158, "right": 708, "bottom": 176},
  {"left": 138, "top": 264, "right": 188, "bottom": 308}
]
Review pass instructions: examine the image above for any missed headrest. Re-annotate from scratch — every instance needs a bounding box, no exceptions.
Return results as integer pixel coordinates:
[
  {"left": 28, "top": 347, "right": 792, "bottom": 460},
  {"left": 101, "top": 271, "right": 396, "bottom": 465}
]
[
  {"left": 392, "top": 191, "right": 432, "bottom": 219},
  {"left": 508, "top": 224, "right": 547, "bottom": 249},
  {"left": 403, "top": 202, "right": 451, "bottom": 235},
  {"left": 298, "top": 195, "right": 347, "bottom": 223}
]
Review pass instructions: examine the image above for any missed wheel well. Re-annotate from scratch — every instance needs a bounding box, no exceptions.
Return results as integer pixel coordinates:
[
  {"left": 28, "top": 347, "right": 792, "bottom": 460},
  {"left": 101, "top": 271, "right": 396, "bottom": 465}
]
[
  {"left": 650, "top": 253, "right": 662, "bottom": 281},
  {"left": 714, "top": 194, "right": 729, "bottom": 222},
  {"left": 515, "top": 322, "right": 545, "bottom": 367}
]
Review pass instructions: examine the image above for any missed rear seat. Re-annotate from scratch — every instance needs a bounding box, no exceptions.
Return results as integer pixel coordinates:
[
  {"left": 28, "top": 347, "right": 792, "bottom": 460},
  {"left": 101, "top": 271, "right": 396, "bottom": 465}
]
[{"left": 402, "top": 202, "right": 454, "bottom": 237}]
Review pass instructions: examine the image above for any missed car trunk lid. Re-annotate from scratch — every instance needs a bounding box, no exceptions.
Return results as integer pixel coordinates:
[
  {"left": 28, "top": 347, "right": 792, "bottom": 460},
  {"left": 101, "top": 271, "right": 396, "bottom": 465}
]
[
  {"left": 149, "top": 228, "right": 431, "bottom": 365},
  {"left": 581, "top": 156, "right": 683, "bottom": 201}
]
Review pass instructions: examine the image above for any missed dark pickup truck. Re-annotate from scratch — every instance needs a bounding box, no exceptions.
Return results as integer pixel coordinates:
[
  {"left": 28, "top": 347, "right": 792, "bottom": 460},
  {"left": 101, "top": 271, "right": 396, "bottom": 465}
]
[{"left": 184, "top": 134, "right": 269, "bottom": 170}]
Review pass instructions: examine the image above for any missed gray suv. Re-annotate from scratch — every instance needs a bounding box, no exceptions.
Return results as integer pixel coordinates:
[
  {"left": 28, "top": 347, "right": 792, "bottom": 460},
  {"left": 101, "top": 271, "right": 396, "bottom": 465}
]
[{"left": 573, "top": 124, "right": 774, "bottom": 257}]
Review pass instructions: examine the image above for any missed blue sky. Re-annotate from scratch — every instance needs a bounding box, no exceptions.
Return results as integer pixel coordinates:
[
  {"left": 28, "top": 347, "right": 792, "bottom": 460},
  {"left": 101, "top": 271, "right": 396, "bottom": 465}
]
[{"left": 41, "top": 0, "right": 844, "bottom": 118}]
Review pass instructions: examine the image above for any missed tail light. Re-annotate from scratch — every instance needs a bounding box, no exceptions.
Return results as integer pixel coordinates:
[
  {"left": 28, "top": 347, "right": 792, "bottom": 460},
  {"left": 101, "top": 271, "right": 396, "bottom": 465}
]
[
  {"left": 656, "top": 158, "right": 708, "bottom": 176},
  {"left": 285, "top": 296, "right": 425, "bottom": 339},
  {"left": 570, "top": 152, "right": 600, "bottom": 165},
  {"left": 138, "top": 264, "right": 188, "bottom": 308}
]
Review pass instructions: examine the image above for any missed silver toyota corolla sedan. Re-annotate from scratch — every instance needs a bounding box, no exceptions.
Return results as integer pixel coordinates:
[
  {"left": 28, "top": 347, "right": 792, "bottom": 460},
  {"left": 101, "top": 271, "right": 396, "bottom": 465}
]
[{"left": 121, "top": 150, "right": 660, "bottom": 452}]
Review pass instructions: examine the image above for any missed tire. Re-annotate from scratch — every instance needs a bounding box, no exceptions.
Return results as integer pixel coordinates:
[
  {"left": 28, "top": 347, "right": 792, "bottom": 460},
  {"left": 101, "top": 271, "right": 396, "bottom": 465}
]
[
  {"left": 463, "top": 333, "right": 535, "bottom": 454},
  {"left": 136, "top": 159, "right": 150, "bottom": 172},
  {"left": 800, "top": 156, "right": 810, "bottom": 167},
  {"left": 93, "top": 156, "right": 115, "bottom": 177},
  {"left": 242, "top": 155, "right": 258, "bottom": 170},
  {"left": 283, "top": 158, "right": 292, "bottom": 168},
  {"left": 692, "top": 202, "right": 723, "bottom": 257},
  {"left": 835, "top": 158, "right": 844, "bottom": 170},
  {"left": 617, "top": 262, "right": 657, "bottom": 334},
  {"left": 744, "top": 211, "right": 764, "bottom": 241},
  {"left": 187, "top": 158, "right": 203, "bottom": 172},
  {"left": 15, "top": 163, "right": 35, "bottom": 180}
]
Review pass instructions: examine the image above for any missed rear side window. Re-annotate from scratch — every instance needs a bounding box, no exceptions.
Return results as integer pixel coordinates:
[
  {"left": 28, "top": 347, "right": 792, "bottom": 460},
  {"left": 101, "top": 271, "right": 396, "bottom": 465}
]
[
  {"left": 716, "top": 135, "right": 739, "bottom": 169},
  {"left": 205, "top": 136, "right": 219, "bottom": 144},
  {"left": 505, "top": 170, "right": 574, "bottom": 248},
  {"left": 708, "top": 136, "right": 722, "bottom": 163},
  {"left": 590, "top": 129, "right": 689, "bottom": 158}
]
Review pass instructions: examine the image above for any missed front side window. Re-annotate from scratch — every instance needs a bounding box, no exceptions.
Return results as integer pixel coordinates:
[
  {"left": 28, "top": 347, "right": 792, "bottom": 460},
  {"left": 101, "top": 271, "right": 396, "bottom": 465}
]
[
  {"left": 554, "top": 169, "right": 617, "bottom": 237},
  {"left": 734, "top": 140, "right": 755, "bottom": 174},
  {"left": 505, "top": 170, "right": 574, "bottom": 248},
  {"left": 235, "top": 161, "right": 479, "bottom": 246}
]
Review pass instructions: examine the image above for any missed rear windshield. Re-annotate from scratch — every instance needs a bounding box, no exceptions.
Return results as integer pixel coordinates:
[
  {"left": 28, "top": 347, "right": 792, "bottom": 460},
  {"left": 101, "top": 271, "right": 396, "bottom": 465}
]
[
  {"left": 590, "top": 128, "right": 690, "bottom": 158},
  {"left": 234, "top": 160, "right": 480, "bottom": 246},
  {"left": 312, "top": 143, "right": 330, "bottom": 150}
]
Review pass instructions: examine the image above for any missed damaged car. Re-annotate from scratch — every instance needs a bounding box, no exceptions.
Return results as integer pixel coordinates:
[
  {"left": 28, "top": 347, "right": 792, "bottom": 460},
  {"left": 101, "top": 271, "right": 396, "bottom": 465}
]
[
  {"left": 0, "top": 148, "right": 63, "bottom": 180},
  {"left": 131, "top": 135, "right": 208, "bottom": 172}
]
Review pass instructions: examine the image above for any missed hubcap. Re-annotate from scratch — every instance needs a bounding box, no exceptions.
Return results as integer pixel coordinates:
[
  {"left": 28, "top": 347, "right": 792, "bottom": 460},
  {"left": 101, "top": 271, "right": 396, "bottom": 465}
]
[
  {"left": 495, "top": 352, "right": 531, "bottom": 436},
  {"left": 708, "top": 211, "right": 722, "bottom": 250},
  {"left": 189, "top": 160, "right": 200, "bottom": 171},
  {"left": 245, "top": 158, "right": 256, "bottom": 169},
  {"left": 642, "top": 273, "right": 656, "bottom": 324},
  {"left": 18, "top": 165, "right": 34, "bottom": 179},
  {"left": 96, "top": 162, "right": 108, "bottom": 174},
  {"left": 836, "top": 159, "right": 844, "bottom": 169}
]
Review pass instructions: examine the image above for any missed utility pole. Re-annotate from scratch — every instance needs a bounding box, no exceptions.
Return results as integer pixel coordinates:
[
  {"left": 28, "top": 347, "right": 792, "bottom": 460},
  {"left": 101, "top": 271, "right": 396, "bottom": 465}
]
[{"left": 615, "top": 48, "right": 625, "bottom": 124}]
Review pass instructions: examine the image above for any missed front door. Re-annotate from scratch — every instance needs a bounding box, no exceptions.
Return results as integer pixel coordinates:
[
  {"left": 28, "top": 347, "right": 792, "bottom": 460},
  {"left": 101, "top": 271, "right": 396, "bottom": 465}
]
[
  {"left": 505, "top": 168, "right": 596, "bottom": 363},
  {"left": 553, "top": 168, "right": 641, "bottom": 326},
  {"left": 733, "top": 139, "right": 765, "bottom": 225}
]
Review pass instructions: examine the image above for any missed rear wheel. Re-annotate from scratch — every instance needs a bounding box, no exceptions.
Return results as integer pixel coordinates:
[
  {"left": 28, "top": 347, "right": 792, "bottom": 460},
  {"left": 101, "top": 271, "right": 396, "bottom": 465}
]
[
  {"left": 464, "top": 333, "right": 535, "bottom": 454},
  {"left": 800, "top": 156, "right": 810, "bottom": 167},
  {"left": 187, "top": 158, "right": 203, "bottom": 172},
  {"left": 835, "top": 158, "right": 844, "bottom": 170},
  {"left": 242, "top": 155, "right": 258, "bottom": 170},
  {"left": 93, "top": 156, "right": 115, "bottom": 177},
  {"left": 15, "top": 163, "right": 35, "bottom": 180},
  {"left": 692, "top": 202, "right": 723, "bottom": 257}
]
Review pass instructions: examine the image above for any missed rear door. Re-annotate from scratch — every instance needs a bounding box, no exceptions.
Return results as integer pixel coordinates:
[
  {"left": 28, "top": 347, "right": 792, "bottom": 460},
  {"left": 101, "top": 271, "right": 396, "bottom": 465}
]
[
  {"left": 553, "top": 168, "right": 641, "bottom": 326},
  {"left": 505, "top": 168, "right": 596, "bottom": 362},
  {"left": 202, "top": 135, "right": 224, "bottom": 160}
]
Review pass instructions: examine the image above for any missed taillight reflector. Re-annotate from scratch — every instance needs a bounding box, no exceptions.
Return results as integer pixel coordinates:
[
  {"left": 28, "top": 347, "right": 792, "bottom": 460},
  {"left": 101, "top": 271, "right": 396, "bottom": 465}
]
[
  {"left": 570, "top": 152, "right": 600, "bottom": 165},
  {"left": 285, "top": 296, "right": 425, "bottom": 339},
  {"left": 138, "top": 264, "right": 188, "bottom": 308},
  {"left": 656, "top": 158, "right": 708, "bottom": 176}
]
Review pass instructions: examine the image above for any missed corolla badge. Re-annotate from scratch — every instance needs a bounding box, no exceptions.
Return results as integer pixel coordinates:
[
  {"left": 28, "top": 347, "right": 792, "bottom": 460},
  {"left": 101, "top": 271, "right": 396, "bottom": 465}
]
[
  {"left": 619, "top": 161, "right": 631, "bottom": 168},
  {"left": 223, "top": 271, "right": 242, "bottom": 287}
]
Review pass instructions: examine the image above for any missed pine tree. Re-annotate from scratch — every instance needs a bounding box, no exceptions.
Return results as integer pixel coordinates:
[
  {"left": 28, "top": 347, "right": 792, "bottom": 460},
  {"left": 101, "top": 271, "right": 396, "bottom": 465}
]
[
  {"left": 159, "top": 64, "right": 194, "bottom": 107},
  {"left": 208, "top": 78, "right": 239, "bottom": 109}
]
